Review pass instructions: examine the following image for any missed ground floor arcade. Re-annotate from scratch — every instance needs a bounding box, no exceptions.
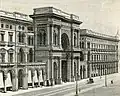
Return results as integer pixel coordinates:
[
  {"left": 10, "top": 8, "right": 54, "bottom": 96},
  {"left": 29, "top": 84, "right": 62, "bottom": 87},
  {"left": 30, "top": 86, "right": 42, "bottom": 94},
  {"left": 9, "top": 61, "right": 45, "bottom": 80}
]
[
  {"left": 0, "top": 63, "right": 46, "bottom": 93},
  {"left": 88, "top": 62, "right": 118, "bottom": 77}
]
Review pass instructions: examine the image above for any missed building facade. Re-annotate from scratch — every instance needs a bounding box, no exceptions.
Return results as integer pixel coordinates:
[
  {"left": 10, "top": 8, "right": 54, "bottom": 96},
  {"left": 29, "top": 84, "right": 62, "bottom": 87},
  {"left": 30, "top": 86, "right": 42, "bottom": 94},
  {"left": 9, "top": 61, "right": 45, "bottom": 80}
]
[
  {"left": 80, "top": 29, "right": 119, "bottom": 78},
  {"left": 0, "top": 7, "right": 119, "bottom": 93},
  {"left": 0, "top": 10, "right": 46, "bottom": 92},
  {"left": 30, "top": 7, "right": 84, "bottom": 86}
]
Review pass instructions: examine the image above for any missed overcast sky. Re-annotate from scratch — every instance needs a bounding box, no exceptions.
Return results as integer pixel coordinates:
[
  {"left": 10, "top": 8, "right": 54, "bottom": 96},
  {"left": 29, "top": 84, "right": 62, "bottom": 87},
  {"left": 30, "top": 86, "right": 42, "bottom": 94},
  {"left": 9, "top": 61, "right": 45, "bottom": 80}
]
[{"left": 0, "top": 0, "right": 120, "bottom": 36}]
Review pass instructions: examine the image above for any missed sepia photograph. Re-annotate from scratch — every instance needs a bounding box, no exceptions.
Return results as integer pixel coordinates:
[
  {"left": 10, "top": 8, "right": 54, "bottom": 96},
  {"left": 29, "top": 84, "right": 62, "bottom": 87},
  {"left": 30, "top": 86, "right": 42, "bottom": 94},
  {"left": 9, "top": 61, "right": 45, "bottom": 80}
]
[{"left": 0, "top": 0, "right": 120, "bottom": 96}]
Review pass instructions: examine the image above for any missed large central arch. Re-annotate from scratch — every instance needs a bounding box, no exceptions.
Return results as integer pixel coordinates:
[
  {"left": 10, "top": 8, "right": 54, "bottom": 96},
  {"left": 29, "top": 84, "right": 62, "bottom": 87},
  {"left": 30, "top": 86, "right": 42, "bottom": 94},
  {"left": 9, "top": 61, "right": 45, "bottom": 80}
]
[
  {"left": 61, "top": 33, "right": 70, "bottom": 50},
  {"left": 18, "top": 69, "right": 24, "bottom": 88}
]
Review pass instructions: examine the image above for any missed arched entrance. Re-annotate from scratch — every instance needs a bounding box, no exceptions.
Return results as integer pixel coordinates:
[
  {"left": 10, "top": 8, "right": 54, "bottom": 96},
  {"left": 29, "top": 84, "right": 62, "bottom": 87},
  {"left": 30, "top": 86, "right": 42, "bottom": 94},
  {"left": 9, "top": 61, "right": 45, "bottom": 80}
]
[
  {"left": 61, "top": 60, "right": 67, "bottom": 82},
  {"left": 6, "top": 70, "right": 13, "bottom": 91},
  {"left": 61, "top": 33, "right": 70, "bottom": 50},
  {"left": 29, "top": 48, "right": 33, "bottom": 62},
  {"left": 53, "top": 62, "right": 57, "bottom": 84},
  {"left": 18, "top": 69, "right": 24, "bottom": 89}
]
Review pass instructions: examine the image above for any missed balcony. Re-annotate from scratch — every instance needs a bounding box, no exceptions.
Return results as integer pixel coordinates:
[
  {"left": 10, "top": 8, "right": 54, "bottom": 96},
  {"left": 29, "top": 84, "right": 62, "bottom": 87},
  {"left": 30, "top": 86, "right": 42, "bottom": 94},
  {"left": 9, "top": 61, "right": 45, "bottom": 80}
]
[{"left": 0, "top": 41, "right": 6, "bottom": 46}]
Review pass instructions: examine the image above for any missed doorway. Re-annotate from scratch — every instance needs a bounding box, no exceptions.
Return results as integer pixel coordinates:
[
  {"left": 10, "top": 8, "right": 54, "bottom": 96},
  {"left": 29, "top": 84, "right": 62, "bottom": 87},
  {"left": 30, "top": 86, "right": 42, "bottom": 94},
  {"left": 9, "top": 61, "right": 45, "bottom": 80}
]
[{"left": 62, "top": 60, "right": 67, "bottom": 82}]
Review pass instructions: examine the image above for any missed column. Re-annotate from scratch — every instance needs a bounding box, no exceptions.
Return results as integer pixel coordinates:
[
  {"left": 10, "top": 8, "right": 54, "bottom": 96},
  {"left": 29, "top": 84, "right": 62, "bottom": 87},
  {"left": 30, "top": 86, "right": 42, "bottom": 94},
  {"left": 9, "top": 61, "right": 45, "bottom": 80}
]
[
  {"left": 85, "top": 64, "right": 87, "bottom": 78},
  {"left": 23, "top": 67, "right": 28, "bottom": 89},
  {"left": 47, "top": 24, "right": 50, "bottom": 46},
  {"left": 71, "top": 58, "right": 75, "bottom": 82},
  {"left": 3, "top": 73, "right": 7, "bottom": 93},
  {"left": 77, "top": 57, "right": 80, "bottom": 80},
  {"left": 5, "top": 52, "right": 8, "bottom": 63},
  {"left": 50, "top": 58, "right": 55, "bottom": 86},
  {"left": 32, "top": 70, "right": 35, "bottom": 88},
  {"left": 89, "top": 64, "right": 92, "bottom": 78},
  {"left": 58, "top": 26, "right": 62, "bottom": 49},
  {"left": 38, "top": 70, "right": 40, "bottom": 87},
  {"left": 46, "top": 58, "right": 51, "bottom": 86},
  {"left": 51, "top": 25, "right": 54, "bottom": 47},
  {"left": 12, "top": 69, "right": 18, "bottom": 91},
  {"left": 43, "top": 68, "right": 47, "bottom": 86},
  {"left": 67, "top": 59, "right": 71, "bottom": 82},
  {"left": 12, "top": 72, "right": 17, "bottom": 91},
  {"left": 58, "top": 58, "right": 62, "bottom": 84}
]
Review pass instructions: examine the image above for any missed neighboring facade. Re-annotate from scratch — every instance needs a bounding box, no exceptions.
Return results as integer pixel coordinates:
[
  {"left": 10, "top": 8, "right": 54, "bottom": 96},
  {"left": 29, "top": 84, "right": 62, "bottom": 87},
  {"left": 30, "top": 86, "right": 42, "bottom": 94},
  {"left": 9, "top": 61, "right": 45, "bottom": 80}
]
[
  {"left": 80, "top": 29, "right": 119, "bottom": 78},
  {"left": 0, "top": 10, "right": 46, "bottom": 92}
]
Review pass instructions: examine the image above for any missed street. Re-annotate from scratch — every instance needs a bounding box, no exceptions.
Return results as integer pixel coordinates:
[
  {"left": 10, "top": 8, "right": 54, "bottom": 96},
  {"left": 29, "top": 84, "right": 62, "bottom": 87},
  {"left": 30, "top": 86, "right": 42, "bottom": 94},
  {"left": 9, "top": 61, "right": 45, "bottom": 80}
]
[
  {"left": 10, "top": 73, "right": 120, "bottom": 96},
  {"left": 80, "top": 79, "right": 120, "bottom": 96}
]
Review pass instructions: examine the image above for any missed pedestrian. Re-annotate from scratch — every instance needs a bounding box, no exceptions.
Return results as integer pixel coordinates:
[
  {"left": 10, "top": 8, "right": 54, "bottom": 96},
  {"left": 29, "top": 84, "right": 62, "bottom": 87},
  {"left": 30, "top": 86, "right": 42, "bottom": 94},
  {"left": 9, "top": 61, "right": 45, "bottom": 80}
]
[{"left": 111, "top": 80, "right": 113, "bottom": 84}]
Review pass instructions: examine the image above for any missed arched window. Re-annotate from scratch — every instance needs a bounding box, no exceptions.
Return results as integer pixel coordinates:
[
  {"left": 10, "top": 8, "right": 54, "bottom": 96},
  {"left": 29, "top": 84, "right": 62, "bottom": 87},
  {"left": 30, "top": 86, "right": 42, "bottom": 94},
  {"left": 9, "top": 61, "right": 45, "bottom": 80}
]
[
  {"left": 19, "top": 48, "right": 25, "bottom": 63},
  {"left": 82, "top": 42, "right": 84, "bottom": 48},
  {"left": 43, "top": 32, "right": 46, "bottom": 45},
  {"left": 29, "top": 48, "right": 33, "bottom": 62},
  {"left": 37, "top": 29, "right": 46, "bottom": 46},
  {"left": 39, "top": 33, "right": 42, "bottom": 45},
  {"left": 18, "top": 32, "right": 21, "bottom": 42},
  {"left": 61, "top": 33, "right": 70, "bottom": 50},
  {"left": 31, "top": 36, "right": 34, "bottom": 45},
  {"left": 53, "top": 31, "right": 57, "bottom": 45},
  {"left": 22, "top": 33, "right": 25, "bottom": 43},
  {"left": 74, "top": 33, "right": 77, "bottom": 47},
  {"left": 28, "top": 36, "right": 30, "bottom": 45}
]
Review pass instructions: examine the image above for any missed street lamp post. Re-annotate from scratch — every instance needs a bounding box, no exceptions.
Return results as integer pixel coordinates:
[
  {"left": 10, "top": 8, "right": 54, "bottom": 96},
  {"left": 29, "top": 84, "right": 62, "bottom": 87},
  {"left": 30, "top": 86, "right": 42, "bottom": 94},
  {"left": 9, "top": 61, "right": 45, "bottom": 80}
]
[
  {"left": 75, "top": 72, "right": 79, "bottom": 96},
  {"left": 105, "top": 69, "right": 107, "bottom": 87}
]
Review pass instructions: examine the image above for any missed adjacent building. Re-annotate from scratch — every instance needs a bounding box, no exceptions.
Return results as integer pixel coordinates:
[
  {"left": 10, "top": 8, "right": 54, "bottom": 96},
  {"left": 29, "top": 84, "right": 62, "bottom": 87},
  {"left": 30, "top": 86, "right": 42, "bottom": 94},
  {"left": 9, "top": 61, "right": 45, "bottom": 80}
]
[
  {"left": 0, "top": 10, "right": 45, "bottom": 92},
  {"left": 80, "top": 29, "right": 119, "bottom": 78}
]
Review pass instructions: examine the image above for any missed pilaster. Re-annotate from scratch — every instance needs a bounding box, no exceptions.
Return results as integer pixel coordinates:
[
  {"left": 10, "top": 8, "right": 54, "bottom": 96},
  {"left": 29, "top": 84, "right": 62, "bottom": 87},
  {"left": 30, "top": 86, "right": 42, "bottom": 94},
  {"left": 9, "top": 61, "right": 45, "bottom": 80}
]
[
  {"left": 67, "top": 59, "right": 71, "bottom": 82},
  {"left": 58, "top": 58, "right": 62, "bottom": 84},
  {"left": 3, "top": 73, "right": 7, "bottom": 93},
  {"left": 23, "top": 67, "right": 28, "bottom": 89},
  {"left": 71, "top": 58, "right": 75, "bottom": 82}
]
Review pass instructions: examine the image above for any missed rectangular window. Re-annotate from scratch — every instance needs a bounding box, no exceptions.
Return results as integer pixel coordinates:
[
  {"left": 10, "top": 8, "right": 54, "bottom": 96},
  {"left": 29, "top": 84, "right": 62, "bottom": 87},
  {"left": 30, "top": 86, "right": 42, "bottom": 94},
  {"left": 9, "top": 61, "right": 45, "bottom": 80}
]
[
  {"left": 10, "top": 25, "right": 12, "bottom": 29},
  {"left": 1, "top": 34, "right": 4, "bottom": 41},
  {"left": 9, "top": 53, "right": 13, "bottom": 63},
  {"left": 10, "top": 35, "right": 13, "bottom": 42},
  {"left": 8, "top": 33, "right": 13, "bottom": 42},
  {"left": 87, "top": 42, "right": 90, "bottom": 48},
  {"left": 6, "top": 24, "right": 9, "bottom": 28},
  {"left": 1, "top": 24, "right": 4, "bottom": 28},
  {"left": 1, "top": 53, "right": 5, "bottom": 63}
]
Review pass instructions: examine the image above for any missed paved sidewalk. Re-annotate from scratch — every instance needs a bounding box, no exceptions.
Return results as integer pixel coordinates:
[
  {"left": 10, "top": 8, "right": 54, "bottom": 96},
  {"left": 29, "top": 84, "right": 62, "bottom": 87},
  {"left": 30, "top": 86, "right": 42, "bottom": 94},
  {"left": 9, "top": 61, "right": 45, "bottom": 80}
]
[{"left": 0, "top": 73, "right": 119, "bottom": 96}]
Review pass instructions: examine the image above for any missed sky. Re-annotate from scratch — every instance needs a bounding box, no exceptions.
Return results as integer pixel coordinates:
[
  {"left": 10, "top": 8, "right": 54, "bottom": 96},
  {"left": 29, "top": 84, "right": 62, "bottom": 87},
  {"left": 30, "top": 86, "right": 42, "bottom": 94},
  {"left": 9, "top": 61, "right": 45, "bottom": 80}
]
[{"left": 0, "top": 0, "right": 120, "bottom": 36}]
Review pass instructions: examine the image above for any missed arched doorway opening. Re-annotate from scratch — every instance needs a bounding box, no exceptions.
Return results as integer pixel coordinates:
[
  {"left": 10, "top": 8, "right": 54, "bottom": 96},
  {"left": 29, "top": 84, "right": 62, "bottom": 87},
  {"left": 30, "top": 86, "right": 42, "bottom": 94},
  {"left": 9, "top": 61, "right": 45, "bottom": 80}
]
[
  {"left": 61, "top": 60, "right": 67, "bottom": 82},
  {"left": 53, "top": 62, "right": 58, "bottom": 84},
  {"left": 29, "top": 48, "right": 33, "bottom": 62},
  {"left": 6, "top": 70, "right": 13, "bottom": 91},
  {"left": 61, "top": 33, "right": 70, "bottom": 51},
  {"left": 18, "top": 69, "right": 24, "bottom": 89}
]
